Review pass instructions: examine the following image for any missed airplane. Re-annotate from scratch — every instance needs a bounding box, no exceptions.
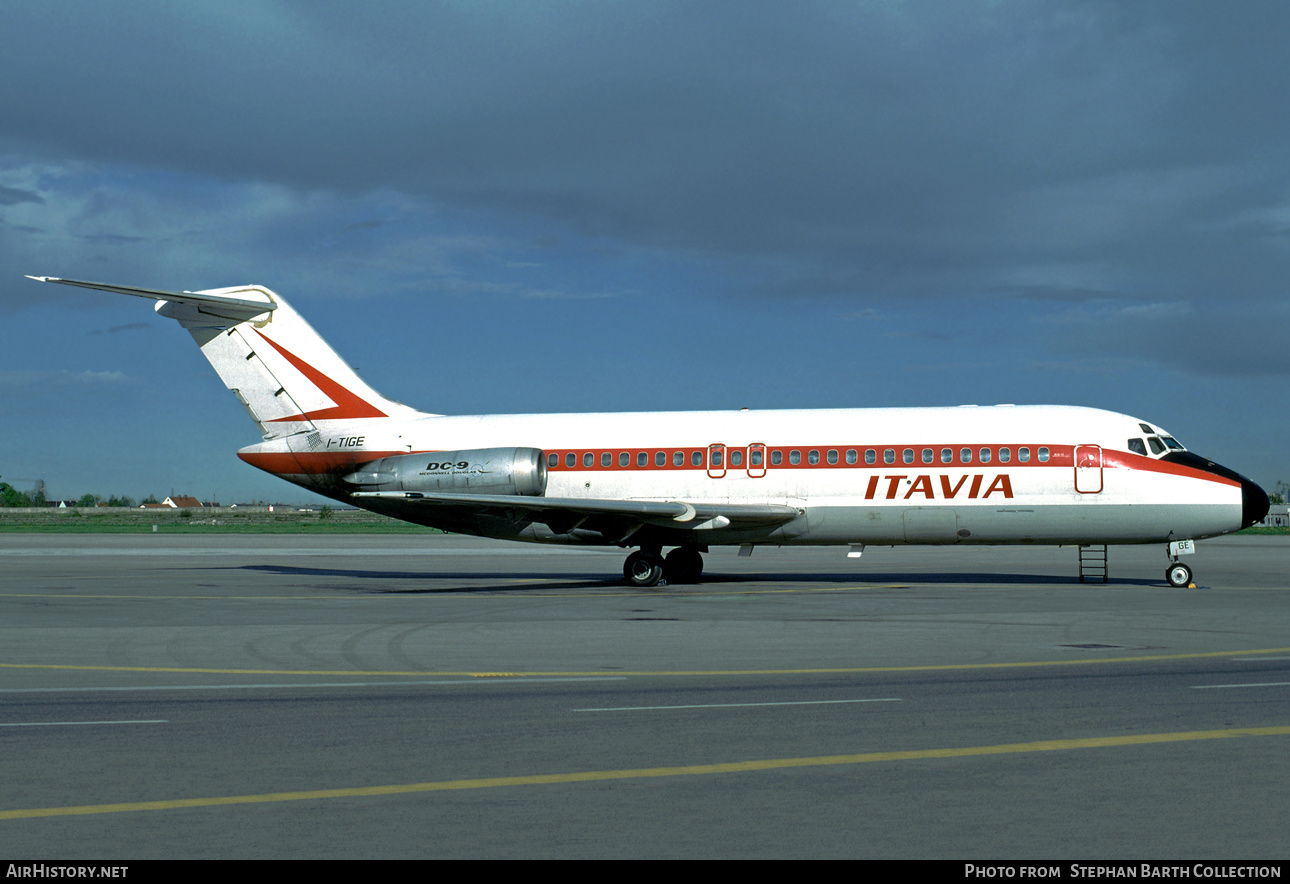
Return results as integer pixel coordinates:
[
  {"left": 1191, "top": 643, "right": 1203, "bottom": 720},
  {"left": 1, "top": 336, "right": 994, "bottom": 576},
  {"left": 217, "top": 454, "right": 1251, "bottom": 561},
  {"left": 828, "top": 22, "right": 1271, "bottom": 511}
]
[{"left": 30, "top": 276, "right": 1270, "bottom": 589}]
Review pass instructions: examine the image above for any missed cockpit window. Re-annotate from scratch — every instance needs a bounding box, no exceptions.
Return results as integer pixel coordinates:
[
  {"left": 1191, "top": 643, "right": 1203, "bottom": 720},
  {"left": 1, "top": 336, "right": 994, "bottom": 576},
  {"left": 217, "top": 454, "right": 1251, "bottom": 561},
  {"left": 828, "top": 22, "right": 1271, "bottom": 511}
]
[
  {"left": 1162, "top": 436, "right": 1184, "bottom": 451},
  {"left": 1147, "top": 436, "right": 1165, "bottom": 455},
  {"left": 1139, "top": 423, "right": 1154, "bottom": 434},
  {"left": 1128, "top": 438, "right": 1147, "bottom": 456}
]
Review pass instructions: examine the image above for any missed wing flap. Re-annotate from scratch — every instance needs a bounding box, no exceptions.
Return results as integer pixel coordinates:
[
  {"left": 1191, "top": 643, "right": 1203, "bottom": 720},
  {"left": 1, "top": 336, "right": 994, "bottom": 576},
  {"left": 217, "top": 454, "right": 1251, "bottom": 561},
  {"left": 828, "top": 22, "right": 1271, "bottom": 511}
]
[{"left": 351, "top": 491, "right": 800, "bottom": 528}]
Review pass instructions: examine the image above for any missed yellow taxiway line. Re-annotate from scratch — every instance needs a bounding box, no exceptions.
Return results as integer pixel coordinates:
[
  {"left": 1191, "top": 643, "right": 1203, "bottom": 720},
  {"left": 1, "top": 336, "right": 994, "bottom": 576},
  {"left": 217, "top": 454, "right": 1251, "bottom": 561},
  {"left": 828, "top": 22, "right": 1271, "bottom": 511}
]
[
  {"left": 4, "top": 725, "right": 1289, "bottom": 821},
  {"left": 3, "top": 646, "right": 1290, "bottom": 679}
]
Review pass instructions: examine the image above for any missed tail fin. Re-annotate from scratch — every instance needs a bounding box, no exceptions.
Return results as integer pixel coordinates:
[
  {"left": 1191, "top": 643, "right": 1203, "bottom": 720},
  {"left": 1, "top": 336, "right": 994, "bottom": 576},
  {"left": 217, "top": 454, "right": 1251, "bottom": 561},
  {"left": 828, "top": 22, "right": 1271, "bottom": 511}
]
[{"left": 29, "top": 277, "right": 422, "bottom": 437}]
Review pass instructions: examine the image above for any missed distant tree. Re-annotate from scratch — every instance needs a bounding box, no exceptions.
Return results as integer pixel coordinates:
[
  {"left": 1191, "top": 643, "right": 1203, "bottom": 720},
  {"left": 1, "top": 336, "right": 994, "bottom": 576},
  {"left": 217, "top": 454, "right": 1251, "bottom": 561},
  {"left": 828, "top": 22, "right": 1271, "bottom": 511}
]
[
  {"left": 107, "top": 495, "right": 136, "bottom": 508},
  {"left": 141, "top": 494, "right": 160, "bottom": 505},
  {"left": 0, "top": 482, "right": 31, "bottom": 508},
  {"left": 77, "top": 493, "right": 101, "bottom": 508}
]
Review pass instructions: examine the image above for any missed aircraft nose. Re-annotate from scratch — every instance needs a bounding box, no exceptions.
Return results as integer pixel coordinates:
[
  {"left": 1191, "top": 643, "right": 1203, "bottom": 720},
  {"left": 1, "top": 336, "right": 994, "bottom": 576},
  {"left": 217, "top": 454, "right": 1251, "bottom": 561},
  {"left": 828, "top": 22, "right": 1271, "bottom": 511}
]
[
  {"left": 1242, "top": 476, "right": 1270, "bottom": 528},
  {"left": 1162, "top": 451, "right": 1269, "bottom": 529}
]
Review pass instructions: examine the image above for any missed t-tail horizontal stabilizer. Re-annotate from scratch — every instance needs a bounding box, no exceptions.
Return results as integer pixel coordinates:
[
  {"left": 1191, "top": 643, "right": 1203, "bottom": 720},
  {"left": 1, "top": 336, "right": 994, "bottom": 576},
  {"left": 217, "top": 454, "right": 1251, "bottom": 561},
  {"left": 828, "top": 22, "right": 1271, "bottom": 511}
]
[{"left": 26, "top": 276, "right": 275, "bottom": 326}]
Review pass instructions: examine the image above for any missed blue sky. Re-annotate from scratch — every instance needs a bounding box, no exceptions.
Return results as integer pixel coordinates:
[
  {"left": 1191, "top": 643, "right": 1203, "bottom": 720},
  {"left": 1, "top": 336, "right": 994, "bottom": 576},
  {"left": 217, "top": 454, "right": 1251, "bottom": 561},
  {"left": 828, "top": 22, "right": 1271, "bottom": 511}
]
[{"left": 2, "top": 1, "right": 1287, "bottom": 503}]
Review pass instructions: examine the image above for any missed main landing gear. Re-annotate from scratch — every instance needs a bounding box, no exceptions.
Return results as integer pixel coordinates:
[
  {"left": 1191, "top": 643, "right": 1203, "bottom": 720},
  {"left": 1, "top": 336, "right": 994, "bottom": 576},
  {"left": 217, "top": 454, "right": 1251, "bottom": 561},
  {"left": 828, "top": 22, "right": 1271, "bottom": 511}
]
[{"left": 623, "top": 546, "right": 704, "bottom": 588}]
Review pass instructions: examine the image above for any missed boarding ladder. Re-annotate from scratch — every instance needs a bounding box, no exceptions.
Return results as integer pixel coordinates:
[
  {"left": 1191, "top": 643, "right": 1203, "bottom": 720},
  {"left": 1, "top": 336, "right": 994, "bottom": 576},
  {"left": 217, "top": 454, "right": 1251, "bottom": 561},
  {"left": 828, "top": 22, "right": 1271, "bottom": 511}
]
[{"left": 1078, "top": 545, "right": 1108, "bottom": 584}]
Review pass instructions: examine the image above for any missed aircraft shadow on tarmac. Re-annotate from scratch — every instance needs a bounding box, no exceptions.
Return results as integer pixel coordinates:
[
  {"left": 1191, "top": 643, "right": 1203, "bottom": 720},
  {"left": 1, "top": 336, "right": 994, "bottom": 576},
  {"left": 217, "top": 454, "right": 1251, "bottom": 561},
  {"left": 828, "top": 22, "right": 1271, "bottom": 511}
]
[{"left": 221, "top": 563, "right": 1166, "bottom": 592}]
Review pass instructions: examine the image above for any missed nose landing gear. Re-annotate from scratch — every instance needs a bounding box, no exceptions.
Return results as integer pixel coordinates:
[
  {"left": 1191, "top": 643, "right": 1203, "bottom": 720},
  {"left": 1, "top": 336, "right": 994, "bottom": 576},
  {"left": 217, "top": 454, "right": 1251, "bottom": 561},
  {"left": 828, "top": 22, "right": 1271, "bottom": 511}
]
[{"left": 1165, "top": 539, "right": 1196, "bottom": 588}]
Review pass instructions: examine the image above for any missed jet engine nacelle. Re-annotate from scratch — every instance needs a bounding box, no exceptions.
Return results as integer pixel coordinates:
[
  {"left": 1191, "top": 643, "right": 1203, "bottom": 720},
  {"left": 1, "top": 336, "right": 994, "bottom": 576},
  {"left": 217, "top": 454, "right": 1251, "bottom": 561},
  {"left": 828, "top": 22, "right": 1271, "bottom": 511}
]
[{"left": 343, "top": 447, "right": 547, "bottom": 496}]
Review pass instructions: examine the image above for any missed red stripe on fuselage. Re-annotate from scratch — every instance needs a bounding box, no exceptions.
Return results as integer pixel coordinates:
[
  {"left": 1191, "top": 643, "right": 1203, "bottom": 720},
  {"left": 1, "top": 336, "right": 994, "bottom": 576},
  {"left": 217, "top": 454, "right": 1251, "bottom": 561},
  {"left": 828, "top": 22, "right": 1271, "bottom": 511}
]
[
  {"left": 239, "top": 450, "right": 406, "bottom": 475},
  {"left": 546, "top": 444, "right": 1069, "bottom": 470},
  {"left": 240, "top": 443, "right": 1240, "bottom": 491},
  {"left": 1100, "top": 449, "right": 1240, "bottom": 487}
]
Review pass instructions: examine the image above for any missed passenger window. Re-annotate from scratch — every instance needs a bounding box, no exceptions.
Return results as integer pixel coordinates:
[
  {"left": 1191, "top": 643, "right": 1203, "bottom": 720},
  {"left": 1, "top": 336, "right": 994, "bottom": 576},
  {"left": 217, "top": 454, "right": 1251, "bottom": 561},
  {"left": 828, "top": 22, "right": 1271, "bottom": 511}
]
[
  {"left": 789, "top": 450, "right": 801, "bottom": 465},
  {"left": 751, "top": 449, "right": 762, "bottom": 466},
  {"left": 808, "top": 450, "right": 820, "bottom": 465},
  {"left": 921, "top": 448, "right": 933, "bottom": 464},
  {"left": 941, "top": 448, "right": 952, "bottom": 464},
  {"left": 998, "top": 448, "right": 1011, "bottom": 463},
  {"left": 771, "top": 450, "right": 782, "bottom": 465},
  {"left": 673, "top": 451, "right": 684, "bottom": 466},
  {"left": 960, "top": 448, "right": 972, "bottom": 464},
  {"left": 1148, "top": 437, "right": 1165, "bottom": 455},
  {"left": 601, "top": 452, "right": 611, "bottom": 467},
  {"left": 548, "top": 453, "right": 558, "bottom": 468},
  {"left": 902, "top": 449, "right": 914, "bottom": 464},
  {"left": 1128, "top": 438, "right": 1147, "bottom": 456},
  {"left": 620, "top": 452, "right": 630, "bottom": 467},
  {"left": 710, "top": 450, "right": 722, "bottom": 467},
  {"left": 1038, "top": 447, "right": 1050, "bottom": 462},
  {"left": 637, "top": 452, "right": 648, "bottom": 467},
  {"left": 730, "top": 450, "right": 743, "bottom": 466},
  {"left": 655, "top": 451, "right": 666, "bottom": 466},
  {"left": 884, "top": 449, "right": 895, "bottom": 464},
  {"left": 827, "top": 450, "right": 839, "bottom": 464},
  {"left": 565, "top": 453, "right": 576, "bottom": 468},
  {"left": 865, "top": 449, "right": 876, "bottom": 464},
  {"left": 846, "top": 449, "right": 857, "bottom": 464},
  {"left": 691, "top": 451, "right": 702, "bottom": 467},
  {"left": 979, "top": 448, "right": 991, "bottom": 464},
  {"left": 583, "top": 452, "right": 593, "bottom": 467}
]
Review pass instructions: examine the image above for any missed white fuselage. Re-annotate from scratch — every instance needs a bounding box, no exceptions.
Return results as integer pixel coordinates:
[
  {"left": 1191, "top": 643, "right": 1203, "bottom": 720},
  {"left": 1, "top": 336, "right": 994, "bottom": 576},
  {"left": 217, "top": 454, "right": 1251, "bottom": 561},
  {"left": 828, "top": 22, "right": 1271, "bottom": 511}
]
[{"left": 239, "top": 404, "right": 1248, "bottom": 547}]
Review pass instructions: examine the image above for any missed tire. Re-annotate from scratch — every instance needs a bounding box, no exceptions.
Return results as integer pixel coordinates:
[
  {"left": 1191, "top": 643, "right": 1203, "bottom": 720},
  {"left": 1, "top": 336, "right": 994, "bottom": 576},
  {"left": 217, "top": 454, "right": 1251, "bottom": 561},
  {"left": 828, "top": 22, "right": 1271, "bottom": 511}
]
[
  {"left": 664, "top": 547, "right": 704, "bottom": 584},
  {"left": 624, "top": 551, "right": 665, "bottom": 587},
  {"left": 1166, "top": 562, "right": 1193, "bottom": 587}
]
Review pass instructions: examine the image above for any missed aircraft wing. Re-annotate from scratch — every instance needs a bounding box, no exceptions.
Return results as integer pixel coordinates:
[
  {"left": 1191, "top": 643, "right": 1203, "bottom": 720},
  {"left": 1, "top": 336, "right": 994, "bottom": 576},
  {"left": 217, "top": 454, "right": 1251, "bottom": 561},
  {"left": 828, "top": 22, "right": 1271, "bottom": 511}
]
[
  {"left": 27, "top": 276, "right": 275, "bottom": 324},
  {"left": 351, "top": 491, "right": 800, "bottom": 530}
]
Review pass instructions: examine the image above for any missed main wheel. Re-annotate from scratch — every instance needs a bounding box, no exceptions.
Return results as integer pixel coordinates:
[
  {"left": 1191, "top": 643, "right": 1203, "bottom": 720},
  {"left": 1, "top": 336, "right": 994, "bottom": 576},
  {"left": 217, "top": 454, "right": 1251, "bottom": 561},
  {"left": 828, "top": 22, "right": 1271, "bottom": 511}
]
[
  {"left": 624, "top": 550, "right": 666, "bottom": 587},
  {"left": 1166, "top": 562, "right": 1193, "bottom": 587},
  {"left": 664, "top": 547, "right": 704, "bottom": 584}
]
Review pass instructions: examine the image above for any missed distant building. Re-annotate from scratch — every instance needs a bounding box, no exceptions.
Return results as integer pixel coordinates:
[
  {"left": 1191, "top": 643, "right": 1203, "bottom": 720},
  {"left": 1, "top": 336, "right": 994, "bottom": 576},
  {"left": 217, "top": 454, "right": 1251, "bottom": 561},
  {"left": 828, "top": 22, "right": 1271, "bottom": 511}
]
[
  {"left": 1259, "top": 506, "right": 1289, "bottom": 528},
  {"left": 138, "top": 495, "right": 212, "bottom": 509}
]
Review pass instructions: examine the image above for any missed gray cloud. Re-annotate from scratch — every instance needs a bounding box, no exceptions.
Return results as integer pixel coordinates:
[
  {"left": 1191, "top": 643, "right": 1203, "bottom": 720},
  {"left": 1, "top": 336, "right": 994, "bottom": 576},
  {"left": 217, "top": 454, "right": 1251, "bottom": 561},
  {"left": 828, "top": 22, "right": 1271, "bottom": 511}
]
[
  {"left": 1039, "top": 298, "right": 1290, "bottom": 377},
  {"left": 89, "top": 322, "right": 152, "bottom": 335},
  {"left": 0, "top": 185, "right": 43, "bottom": 206},
  {"left": 0, "top": 370, "right": 130, "bottom": 387},
  {"left": 2, "top": 0, "right": 1288, "bottom": 375}
]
